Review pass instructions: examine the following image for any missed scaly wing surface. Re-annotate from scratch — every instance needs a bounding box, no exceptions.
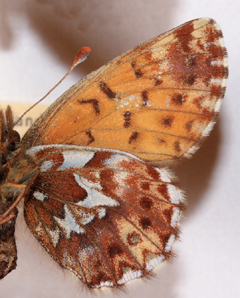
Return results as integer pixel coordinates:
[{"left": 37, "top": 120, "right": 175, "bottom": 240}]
[
  {"left": 22, "top": 18, "right": 228, "bottom": 162},
  {"left": 24, "top": 145, "right": 183, "bottom": 287}
]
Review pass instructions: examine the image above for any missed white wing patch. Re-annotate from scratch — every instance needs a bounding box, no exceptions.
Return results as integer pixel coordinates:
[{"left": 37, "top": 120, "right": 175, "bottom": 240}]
[
  {"left": 171, "top": 207, "right": 181, "bottom": 228},
  {"left": 74, "top": 174, "right": 119, "bottom": 208},
  {"left": 46, "top": 226, "right": 61, "bottom": 247},
  {"left": 156, "top": 168, "right": 171, "bottom": 183},
  {"left": 33, "top": 191, "right": 48, "bottom": 201},
  {"left": 77, "top": 210, "right": 95, "bottom": 225},
  {"left": 54, "top": 205, "right": 85, "bottom": 238},
  {"left": 41, "top": 160, "right": 54, "bottom": 171},
  {"left": 146, "top": 255, "right": 165, "bottom": 272},
  {"left": 58, "top": 151, "right": 95, "bottom": 170},
  {"left": 167, "top": 184, "right": 180, "bottom": 204},
  {"left": 117, "top": 269, "right": 142, "bottom": 285},
  {"left": 165, "top": 234, "right": 176, "bottom": 252}
]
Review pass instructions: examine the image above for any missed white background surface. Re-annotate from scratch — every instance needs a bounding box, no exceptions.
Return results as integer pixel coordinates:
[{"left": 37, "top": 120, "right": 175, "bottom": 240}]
[{"left": 0, "top": 1, "right": 239, "bottom": 297}]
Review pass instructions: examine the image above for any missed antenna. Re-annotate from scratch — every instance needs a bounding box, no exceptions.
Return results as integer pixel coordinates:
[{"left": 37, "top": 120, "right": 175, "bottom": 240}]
[{"left": 14, "top": 47, "right": 91, "bottom": 126}]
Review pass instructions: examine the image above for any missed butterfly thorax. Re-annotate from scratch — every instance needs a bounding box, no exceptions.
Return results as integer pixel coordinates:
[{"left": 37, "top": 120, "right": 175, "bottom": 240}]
[
  {"left": 0, "top": 107, "right": 22, "bottom": 213},
  {"left": 0, "top": 107, "right": 39, "bottom": 216}
]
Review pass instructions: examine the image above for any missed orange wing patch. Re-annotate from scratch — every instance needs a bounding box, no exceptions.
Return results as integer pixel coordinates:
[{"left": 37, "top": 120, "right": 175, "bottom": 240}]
[{"left": 23, "top": 18, "right": 227, "bottom": 162}]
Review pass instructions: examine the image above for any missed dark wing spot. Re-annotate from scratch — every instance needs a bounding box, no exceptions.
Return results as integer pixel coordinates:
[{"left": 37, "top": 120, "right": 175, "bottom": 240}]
[
  {"left": 141, "top": 182, "right": 150, "bottom": 191},
  {"left": 123, "top": 111, "right": 131, "bottom": 128},
  {"left": 163, "top": 208, "right": 173, "bottom": 224},
  {"left": 185, "top": 120, "right": 194, "bottom": 132},
  {"left": 157, "top": 184, "right": 169, "bottom": 198},
  {"left": 162, "top": 116, "right": 174, "bottom": 127},
  {"left": 146, "top": 166, "right": 159, "bottom": 180},
  {"left": 140, "top": 217, "right": 151, "bottom": 229},
  {"left": 155, "top": 79, "right": 163, "bottom": 86},
  {"left": 186, "top": 75, "right": 195, "bottom": 86},
  {"left": 108, "top": 244, "right": 122, "bottom": 257},
  {"left": 135, "top": 69, "right": 143, "bottom": 78},
  {"left": 142, "top": 90, "right": 149, "bottom": 106},
  {"left": 131, "top": 61, "right": 136, "bottom": 68},
  {"left": 86, "top": 131, "right": 95, "bottom": 145},
  {"left": 129, "top": 132, "right": 139, "bottom": 144},
  {"left": 99, "top": 81, "right": 116, "bottom": 99},
  {"left": 140, "top": 196, "right": 153, "bottom": 210},
  {"left": 174, "top": 141, "right": 181, "bottom": 153},
  {"left": 172, "top": 93, "right": 184, "bottom": 105},
  {"left": 79, "top": 99, "right": 100, "bottom": 115}
]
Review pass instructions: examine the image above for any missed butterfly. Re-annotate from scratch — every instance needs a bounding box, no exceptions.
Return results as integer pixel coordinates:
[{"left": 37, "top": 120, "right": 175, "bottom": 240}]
[{"left": 0, "top": 18, "right": 228, "bottom": 288}]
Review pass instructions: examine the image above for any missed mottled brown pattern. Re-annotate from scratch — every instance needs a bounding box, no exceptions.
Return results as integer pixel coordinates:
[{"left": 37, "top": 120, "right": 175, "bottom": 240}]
[
  {"left": 187, "top": 56, "right": 197, "bottom": 67},
  {"left": 140, "top": 182, "right": 150, "bottom": 191},
  {"left": 174, "top": 21, "right": 194, "bottom": 53},
  {"left": 193, "top": 96, "right": 212, "bottom": 115}
]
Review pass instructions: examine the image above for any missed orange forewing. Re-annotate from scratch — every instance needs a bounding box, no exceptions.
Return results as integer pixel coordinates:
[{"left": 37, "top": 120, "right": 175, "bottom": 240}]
[{"left": 23, "top": 18, "right": 227, "bottom": 161}]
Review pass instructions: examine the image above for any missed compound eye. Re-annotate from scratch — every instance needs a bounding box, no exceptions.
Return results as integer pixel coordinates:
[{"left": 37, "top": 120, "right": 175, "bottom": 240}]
[
  {"left": 12, "top": 130, "right": 20, "bottom": 143},
  {"left": 7, "top": 141, "right": 16, "bottom": 152}
]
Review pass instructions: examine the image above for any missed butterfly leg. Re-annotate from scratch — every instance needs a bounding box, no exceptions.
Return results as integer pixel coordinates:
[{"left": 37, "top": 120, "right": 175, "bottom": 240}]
[{"left": 0, "top": 170, "right": 40, "bottom": 225}]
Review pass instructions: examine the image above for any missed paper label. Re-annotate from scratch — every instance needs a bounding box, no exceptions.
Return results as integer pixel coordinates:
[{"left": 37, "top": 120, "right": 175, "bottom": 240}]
[{"left": 0, "top": 103, "right": 49, "bottom": 137}]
